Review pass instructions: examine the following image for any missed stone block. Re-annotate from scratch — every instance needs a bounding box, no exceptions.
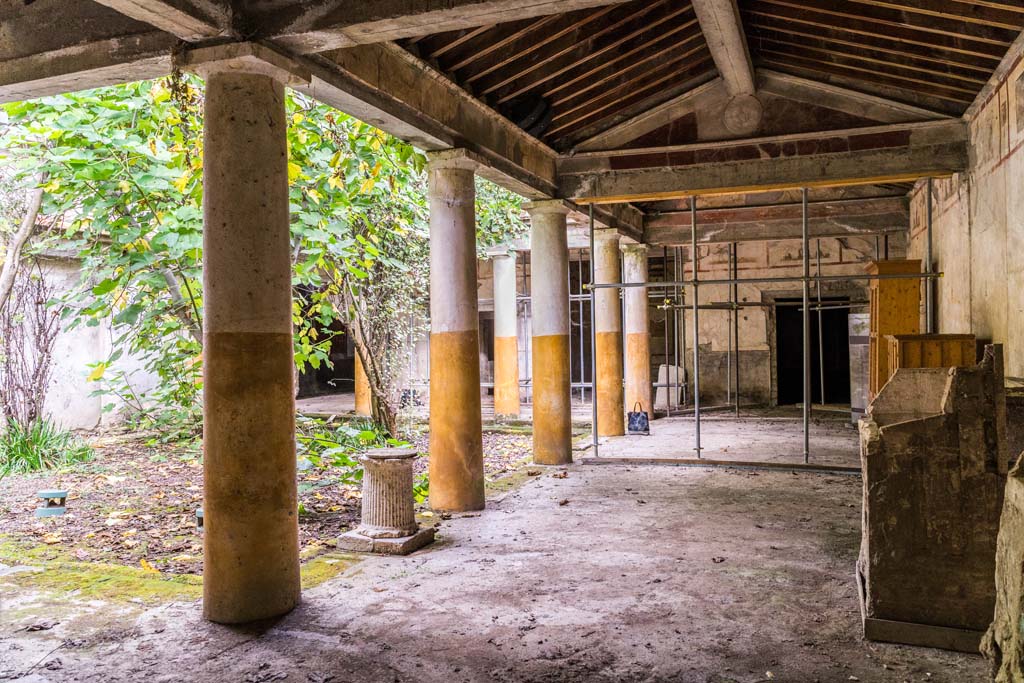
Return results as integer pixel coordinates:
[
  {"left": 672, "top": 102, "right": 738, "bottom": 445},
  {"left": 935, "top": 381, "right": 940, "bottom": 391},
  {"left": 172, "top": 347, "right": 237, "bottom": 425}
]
[
  {"left": 337, "top": 527, "right": 435, "bottom": 556},
  {"left": 858, "top": 346, "right": 1007, "bottom": 652}
]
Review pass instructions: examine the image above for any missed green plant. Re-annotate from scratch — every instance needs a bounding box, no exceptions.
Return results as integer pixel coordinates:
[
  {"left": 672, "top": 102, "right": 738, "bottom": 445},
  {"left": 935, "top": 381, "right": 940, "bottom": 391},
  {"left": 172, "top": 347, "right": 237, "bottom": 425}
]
[
  {"left": 0, "top": 418, "right": 92, "bottom": 477},
  {"left": 296, "top": 417, "right": 405, "bottom": 485}
]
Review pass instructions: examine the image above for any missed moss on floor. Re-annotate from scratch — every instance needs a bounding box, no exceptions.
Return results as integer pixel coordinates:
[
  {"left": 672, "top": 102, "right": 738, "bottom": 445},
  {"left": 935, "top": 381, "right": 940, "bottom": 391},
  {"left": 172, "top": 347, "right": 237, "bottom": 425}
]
[{"left": 1, "top": 535, "right": 363, "bottom": 604}]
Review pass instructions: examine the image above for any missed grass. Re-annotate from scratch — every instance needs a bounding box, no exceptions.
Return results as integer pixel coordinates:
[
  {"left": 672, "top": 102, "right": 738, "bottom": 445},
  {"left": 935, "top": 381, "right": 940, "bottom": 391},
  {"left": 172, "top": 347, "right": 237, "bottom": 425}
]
[{"left": 0, "top": 418, "right": 93, "bottom": 479}]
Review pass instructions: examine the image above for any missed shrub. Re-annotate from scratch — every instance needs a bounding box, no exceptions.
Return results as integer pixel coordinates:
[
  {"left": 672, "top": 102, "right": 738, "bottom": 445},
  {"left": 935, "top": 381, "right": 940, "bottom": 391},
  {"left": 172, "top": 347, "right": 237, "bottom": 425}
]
[{"left": 0, "top": 418, "right": 93, "bottom": 478}]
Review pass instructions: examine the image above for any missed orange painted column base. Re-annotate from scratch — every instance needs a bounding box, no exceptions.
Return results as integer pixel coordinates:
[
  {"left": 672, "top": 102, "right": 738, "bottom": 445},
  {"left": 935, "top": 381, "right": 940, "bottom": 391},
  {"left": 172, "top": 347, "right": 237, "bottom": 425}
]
[
  {"left": 204, "top": 332, "right": 300, "bottom": 624},
  {"left": 493, "top": 335, "right": 520, "bottom": 418},
  {"left": 532, "top": 334, "right": 572, "bottom": 464},
  {"left": 428, "top": 329, "right": 485, "bottom": 511},
  {"left": 625, "top": 332, "right": 652, "bottom": 415},
  {"left": 595, "top": 330, "right": 625, "bottom": 436},
  {"left": 354, "top": 354, "right": 371, "bottom": 417}
]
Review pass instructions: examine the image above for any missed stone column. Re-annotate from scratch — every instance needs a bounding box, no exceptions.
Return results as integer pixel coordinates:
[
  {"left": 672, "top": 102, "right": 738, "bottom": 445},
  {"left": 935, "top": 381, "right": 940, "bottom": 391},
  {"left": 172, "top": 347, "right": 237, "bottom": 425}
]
[
  {"left": 527, "top": 201, "right": 572, "bottom": 465},
  {"left": 427, "top": 152, "right": 485, "bottom": 512},
  {"left": 594, "top": 230, "right": 625, "bottom": 436},
  {"left": 354, "top": 353, "right": 371, "bottom": 417},
  {"left": 201, "top": 65, "right": 300, "bottom": 623},
  {"left": 492, "top": 250, "right": 520, "bottom": 419},
  {"left": 622, "top": 244, "right": 652, "bottom": 416}
]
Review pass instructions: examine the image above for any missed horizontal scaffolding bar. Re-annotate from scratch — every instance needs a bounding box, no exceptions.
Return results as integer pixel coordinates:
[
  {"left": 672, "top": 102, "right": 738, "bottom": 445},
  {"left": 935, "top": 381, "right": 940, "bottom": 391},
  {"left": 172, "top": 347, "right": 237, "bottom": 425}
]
[{"left": 587, "top": 271, "right": 942, "bottom": 290}]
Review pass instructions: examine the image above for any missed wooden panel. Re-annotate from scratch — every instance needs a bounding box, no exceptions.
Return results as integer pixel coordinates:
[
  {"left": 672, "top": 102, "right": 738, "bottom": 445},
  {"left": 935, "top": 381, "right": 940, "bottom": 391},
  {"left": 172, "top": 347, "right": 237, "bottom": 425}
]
[
  {"left": 867, "top": 260, "right": 922, "bottom": 398},
  {"left": 886, "top": 334, "right": 977, "bottom": 385}
]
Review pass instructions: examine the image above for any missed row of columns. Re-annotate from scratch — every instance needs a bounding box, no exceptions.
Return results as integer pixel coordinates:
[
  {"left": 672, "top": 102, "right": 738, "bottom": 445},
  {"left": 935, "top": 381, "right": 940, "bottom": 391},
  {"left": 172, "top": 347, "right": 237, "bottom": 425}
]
[{"left": 198, "top": 53, "right": 649, "bottom": 623}]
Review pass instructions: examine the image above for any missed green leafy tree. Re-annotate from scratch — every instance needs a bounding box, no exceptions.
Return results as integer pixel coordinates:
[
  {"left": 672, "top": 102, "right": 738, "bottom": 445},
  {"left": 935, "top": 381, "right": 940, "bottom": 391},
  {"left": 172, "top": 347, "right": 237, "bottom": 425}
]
[{"left": 1, "top": 75, "right": 528, "bottom": 441}]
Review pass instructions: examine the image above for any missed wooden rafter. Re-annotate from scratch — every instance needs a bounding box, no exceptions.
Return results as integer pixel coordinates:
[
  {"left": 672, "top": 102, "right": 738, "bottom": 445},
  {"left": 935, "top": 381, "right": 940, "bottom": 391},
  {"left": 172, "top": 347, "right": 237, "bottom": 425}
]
[
  {"left": 745, "top": 19, "right": 997, "bottom": 73},
  {"left": 474, "top": 1, "right": 675, "bottom": 97},
  {"left": 750, "top": 37, "right": 988, "bottom": 86}
]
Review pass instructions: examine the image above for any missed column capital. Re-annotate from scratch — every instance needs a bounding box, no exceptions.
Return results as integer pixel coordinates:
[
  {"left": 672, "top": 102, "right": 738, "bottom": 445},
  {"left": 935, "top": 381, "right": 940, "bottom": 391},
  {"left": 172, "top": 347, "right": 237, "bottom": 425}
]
[
  {"left": 486, "top": 246, "right": 517, "bottom": 260},
  {"left": 594, "top": 228, "right": 622, "bottom": 245},
  {"left": 427, "top": 148, "right": 485, "bottom": 172},
  {"left": 523, "top": 199, "right": 570, "bottom": 216},
  {"left": 175, "top": 42, "right": 310, "bottom": 86},
  {"left": 621, "top": 242, "right": 650, "bottom": 255}
]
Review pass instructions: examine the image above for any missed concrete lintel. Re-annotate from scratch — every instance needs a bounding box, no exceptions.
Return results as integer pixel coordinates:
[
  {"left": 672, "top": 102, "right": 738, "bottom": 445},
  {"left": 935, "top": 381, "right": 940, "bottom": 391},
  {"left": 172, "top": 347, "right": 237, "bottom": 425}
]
[
  {"left": 560, "top": 120, "right": 968, "bottom": 203},
  {"left": 644, "top": 215, "right": 908, "bottom": 246},
  {"left": 263, "top": 0, "right": 640, "bottom": 54},
  {"left": 176, "top": 42, "right": 311, "bottom": 86},
  {"left": 0, "top": 32, "right": 176, "bottom": 105},
  {"left": 91, "top": 0, "right": 232, "bottom": 41},
  {"left": 300, "top": 43, "right": 558, "bottom": 199},
  {"left": 427, "top": 148, "right": 486, "bottom": 173}
]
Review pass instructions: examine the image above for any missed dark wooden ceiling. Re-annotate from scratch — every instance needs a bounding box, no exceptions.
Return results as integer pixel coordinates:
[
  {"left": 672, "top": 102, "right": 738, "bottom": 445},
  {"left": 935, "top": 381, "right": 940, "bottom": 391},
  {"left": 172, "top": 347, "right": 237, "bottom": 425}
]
[
  {"left": 743, "top": 0, "right": 1024, "bottom": 116},
  {"left": 401, "top": 0, "right": 1024, "bottom": 150},
  {"left": 400, "top": 0, "right": 715, "bottom": 150}
]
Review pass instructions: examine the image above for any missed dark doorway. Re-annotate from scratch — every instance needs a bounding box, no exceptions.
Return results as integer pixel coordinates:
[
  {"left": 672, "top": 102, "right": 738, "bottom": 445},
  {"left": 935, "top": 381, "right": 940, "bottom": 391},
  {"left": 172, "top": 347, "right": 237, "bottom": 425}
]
[{"left": 775, "top": 298, "right": 851, "bottom": 406}]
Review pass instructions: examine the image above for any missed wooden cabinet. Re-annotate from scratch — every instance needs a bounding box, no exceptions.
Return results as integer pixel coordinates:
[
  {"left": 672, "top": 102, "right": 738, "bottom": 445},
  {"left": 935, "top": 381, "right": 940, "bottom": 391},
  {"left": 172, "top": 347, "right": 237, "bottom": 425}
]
[{"left": 867, "top": 260, "right": 921, "bottom": 399}]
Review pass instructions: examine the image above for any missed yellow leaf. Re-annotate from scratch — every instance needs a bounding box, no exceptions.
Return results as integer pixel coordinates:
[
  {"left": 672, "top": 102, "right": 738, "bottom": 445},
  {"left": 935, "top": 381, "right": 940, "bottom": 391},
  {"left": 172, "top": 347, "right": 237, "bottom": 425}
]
[
  {"left": 359, "top": 178, "right": 375, "bottom": 194},
  {"left": 292, "top": 112, "right": 304, "bottom": 125},
  {"left": 87, "top": 364, "right": 106, "bottom": 382},
  {"left": 288, "top": 162, "right": 302, "bottom": 182},
  {"left": 118, "top": 180, "right": 132, "bottom": 193},
  {"left": 370, "top": 160, "right": 383, "bottom": 178},
  {"left": 140, "top": 558, "right": 160, "bottom": 574},
  {"left": 174, "top": 173, "right": 190, "bottom": 193},
  {"left": 42, "top": 533, "right": 62, "bottom": 545}
]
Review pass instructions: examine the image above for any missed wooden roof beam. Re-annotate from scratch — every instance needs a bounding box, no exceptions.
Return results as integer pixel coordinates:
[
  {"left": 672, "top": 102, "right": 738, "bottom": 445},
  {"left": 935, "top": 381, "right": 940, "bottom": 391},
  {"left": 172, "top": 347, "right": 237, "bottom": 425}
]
[
  {"left": 691, "top": 0, "right": 755, "bottom": 96},
  {"left": 261, "top": 0, "right": 640, "bottom": 54}
]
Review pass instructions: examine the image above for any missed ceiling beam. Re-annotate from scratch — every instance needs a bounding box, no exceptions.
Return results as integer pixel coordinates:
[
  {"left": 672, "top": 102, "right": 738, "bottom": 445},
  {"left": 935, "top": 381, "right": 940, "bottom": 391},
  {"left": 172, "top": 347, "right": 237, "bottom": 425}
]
[
  {"left": 559, "top": 119, "right": 968, "bottom": 203},
  {"left": 644, "top": 213, "right": 907, "bottom": 246},
  {"left": 756, "top": 70, "right": 952, "bottom": 122},
  {"left": 572, "top": 78, "right": 725, "bottom": 152},
  {"left": 691, "top": 0, "right": 755, "bottom": 96},
  {"left": 297, "top": 42, "right": 560, "bottom": 199},
  {"left": 261, "top": 0, "right": 639, "bottom": 54},
  {"left": 89, "top": 0, "right": 231, "bottom": 41}
]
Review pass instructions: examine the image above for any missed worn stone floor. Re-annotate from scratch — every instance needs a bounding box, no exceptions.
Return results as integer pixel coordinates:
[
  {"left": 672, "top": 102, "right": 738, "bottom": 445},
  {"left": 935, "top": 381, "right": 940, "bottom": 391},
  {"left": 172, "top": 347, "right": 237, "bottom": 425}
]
[
  {"left": 1, "top": 462, "right": 986, "bottom": 682},
  {"left": 594, "top": 412, "right": 861, "bottom": 468}
]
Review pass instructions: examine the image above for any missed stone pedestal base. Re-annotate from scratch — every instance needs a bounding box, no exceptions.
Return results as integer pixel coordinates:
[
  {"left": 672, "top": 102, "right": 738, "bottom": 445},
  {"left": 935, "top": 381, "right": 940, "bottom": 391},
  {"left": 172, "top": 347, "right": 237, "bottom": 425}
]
[{"left": 338, "top": 527, "right": 435, "bottom": 555}]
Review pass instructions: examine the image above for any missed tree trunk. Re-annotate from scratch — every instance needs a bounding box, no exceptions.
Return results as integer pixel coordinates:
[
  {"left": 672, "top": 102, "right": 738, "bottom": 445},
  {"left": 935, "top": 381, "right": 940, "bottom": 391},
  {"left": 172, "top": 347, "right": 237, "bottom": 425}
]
[{"left": 0, "top": 174, "right": 46, "bottom": 313}]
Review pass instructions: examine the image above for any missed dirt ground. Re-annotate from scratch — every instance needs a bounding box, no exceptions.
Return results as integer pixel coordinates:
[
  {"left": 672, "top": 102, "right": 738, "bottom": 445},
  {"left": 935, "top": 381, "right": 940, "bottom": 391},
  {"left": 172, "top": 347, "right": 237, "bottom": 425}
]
[
  {"left": 0, "top": 459, "right": 988, "bottom": 682},
  {"left": 0, "top": 428, "right": 533, "bottom": 575}
]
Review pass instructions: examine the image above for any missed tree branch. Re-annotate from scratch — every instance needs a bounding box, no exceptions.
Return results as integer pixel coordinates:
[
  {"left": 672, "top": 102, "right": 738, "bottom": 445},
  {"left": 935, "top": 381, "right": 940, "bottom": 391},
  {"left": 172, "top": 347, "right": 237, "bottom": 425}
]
[{"left": 0, "top": 173, "right": 46, "bottom": 312}]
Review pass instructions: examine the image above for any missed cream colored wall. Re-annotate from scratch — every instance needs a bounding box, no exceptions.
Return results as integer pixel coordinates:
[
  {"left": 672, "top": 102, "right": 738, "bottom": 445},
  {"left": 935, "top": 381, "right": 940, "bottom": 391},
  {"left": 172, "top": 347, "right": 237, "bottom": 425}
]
[{"left": 909, "top": 57, "right": 1024, "bottom": 381}]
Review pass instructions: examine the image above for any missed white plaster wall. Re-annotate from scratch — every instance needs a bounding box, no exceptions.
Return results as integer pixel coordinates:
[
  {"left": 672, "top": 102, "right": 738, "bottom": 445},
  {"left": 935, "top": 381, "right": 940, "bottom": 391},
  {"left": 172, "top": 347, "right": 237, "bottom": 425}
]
[{"left": 36, "top": 258, "right": 159, "bottom": 430}]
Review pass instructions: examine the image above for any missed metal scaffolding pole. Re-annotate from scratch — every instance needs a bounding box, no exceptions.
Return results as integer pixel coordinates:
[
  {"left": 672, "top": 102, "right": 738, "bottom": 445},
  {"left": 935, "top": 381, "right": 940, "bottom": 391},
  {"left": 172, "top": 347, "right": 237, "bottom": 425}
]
[
  {"left": 816, "top": 239, "right": 825, "bottom": 405},
  {"left": 731, "top": 242, "right": 739, "bottom": 417},
  {"left": 578, "top": 254, "right": 585, "bottom": 403},
  {"left": 673, "top": 246, "right": 681, "bottom": 413},
  {"left": 802, "top": 188, "right": 811, "bottom": 464},
  {"left": 589, "top": 205, "right": 598, "bottom": 456},
  {"left": 663, "top": 246, "right": 671, "bottom": 417},
  {"left": 926, "top": 177, "right": 935, "bottom": 334},
  {"left": 726, "top": 257, "right": 732, "bottom": 409},
  {"left": 691, "top": 199, "right": 702, "bottom": 457}
]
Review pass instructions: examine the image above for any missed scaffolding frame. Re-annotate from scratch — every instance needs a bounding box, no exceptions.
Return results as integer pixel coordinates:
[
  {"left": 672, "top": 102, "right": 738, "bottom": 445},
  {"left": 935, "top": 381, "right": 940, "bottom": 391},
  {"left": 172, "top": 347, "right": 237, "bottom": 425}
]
[{"left": 587, "top": 182, "right": 942, "bottom": 463}]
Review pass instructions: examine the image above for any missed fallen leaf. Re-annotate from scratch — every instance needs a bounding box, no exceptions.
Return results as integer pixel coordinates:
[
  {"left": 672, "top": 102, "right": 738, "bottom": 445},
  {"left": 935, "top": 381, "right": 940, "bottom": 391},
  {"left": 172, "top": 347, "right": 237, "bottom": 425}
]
[
  {"left": 712, "top": 556, "right": 726, "bottom": 564},
  {"left": 139, "top": 558, "right": 160, "bottom": 574},
  {"left": 41, "top": 533, "right": 62, "bottom": 545},
  {"left": 552, "top": 472, "right": 568, "bottom": 479},
  {"left": 558, "top": 499, "right": 570, "bottom": 506}
]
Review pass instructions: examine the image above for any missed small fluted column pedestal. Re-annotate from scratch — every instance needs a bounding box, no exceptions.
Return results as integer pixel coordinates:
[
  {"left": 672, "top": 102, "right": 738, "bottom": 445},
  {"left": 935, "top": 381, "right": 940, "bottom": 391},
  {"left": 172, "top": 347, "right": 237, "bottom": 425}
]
[{"left": 339, "top": 448, "right": 434, "bottom": 555}]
